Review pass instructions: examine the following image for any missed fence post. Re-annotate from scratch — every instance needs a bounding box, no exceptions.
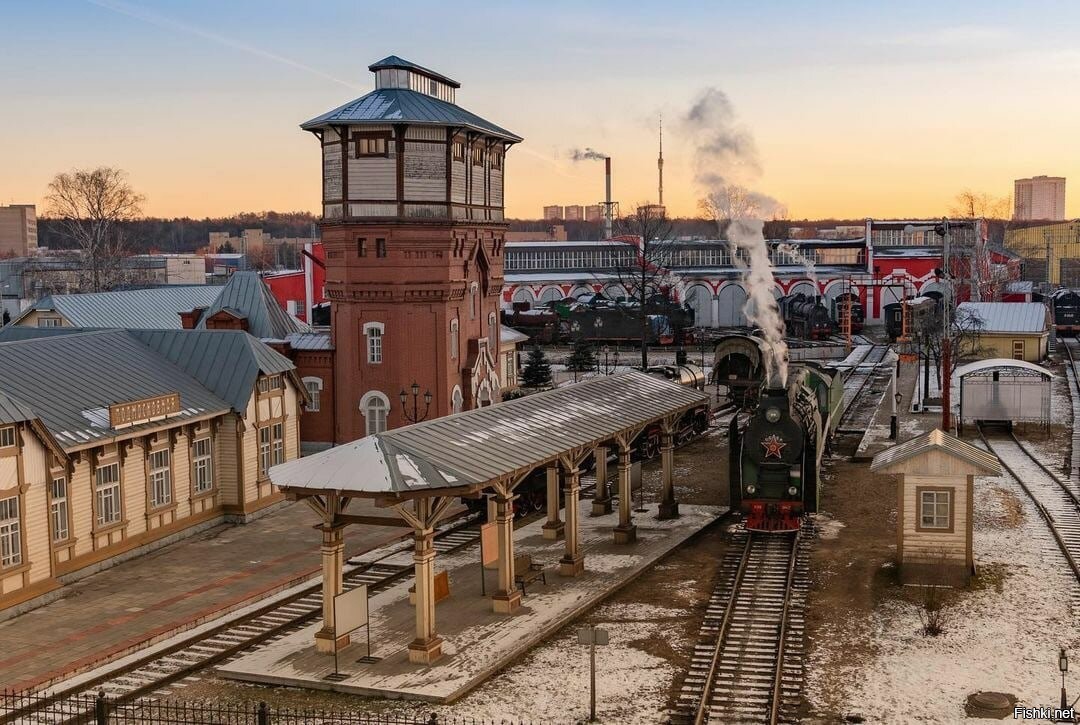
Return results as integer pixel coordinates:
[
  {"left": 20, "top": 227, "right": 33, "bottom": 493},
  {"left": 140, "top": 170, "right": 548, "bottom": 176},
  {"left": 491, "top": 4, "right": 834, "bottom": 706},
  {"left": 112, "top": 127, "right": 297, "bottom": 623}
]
[
  {"left": 95, "top": 691, "right": 107, "bottom": 725},
  {"left": 427, "top": 712, "right": 438, "bottom": 725},
  {"left": 257, "top": 700, "right": 269, "bottom": 725}
]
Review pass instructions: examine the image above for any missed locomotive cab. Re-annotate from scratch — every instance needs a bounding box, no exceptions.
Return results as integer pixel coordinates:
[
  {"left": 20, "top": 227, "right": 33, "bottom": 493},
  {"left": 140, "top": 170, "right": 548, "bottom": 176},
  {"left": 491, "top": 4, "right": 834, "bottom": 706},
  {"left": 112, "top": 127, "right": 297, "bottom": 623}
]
[{"left": 731, "top": 387, "right": 806, "bottom": 531}]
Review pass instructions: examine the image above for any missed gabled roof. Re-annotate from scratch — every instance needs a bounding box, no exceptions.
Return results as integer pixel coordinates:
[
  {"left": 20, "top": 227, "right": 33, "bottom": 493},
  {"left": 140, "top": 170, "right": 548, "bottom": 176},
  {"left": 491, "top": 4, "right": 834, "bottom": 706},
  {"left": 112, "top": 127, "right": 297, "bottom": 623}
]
[
  {"left": 368, "top": 55, "right": 460, "bottom": 88},
  {"left": 195, "top": 272, "right": 311, "bottom": 340},
  {"left": 20, "top": 286, "right": 222, "bottom": 329},
  {"left": 958, "top": 302, "right": 1049, "bottom": 334},
  {"left": 300, "top": 88, "right": 522, "bottom": 142},
  {"left": 285, "top": 332, "right": 333, "bottom": 351},
  {"left": 870, "top": 429, "right": 1000, "bottom": 475},
  {"left": 0, "top": 330, "right": 231, "bottom": 450},
  {"left": 499, "top": 325, "right": 529, "bottom": 345},
  {"left": 131, "top": 329, "right": 302, "bottom": 412},
  {"left": 269, "top": 371, "right": 707, "bottom": 497}
]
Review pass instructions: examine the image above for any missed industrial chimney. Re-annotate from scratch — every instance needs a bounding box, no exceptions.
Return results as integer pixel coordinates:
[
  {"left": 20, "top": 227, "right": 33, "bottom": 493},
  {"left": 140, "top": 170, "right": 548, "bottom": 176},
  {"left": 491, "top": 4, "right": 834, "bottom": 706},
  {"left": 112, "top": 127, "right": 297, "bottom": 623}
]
[{"left": 604, "top": 157, "right": 613, "bottom": 239}]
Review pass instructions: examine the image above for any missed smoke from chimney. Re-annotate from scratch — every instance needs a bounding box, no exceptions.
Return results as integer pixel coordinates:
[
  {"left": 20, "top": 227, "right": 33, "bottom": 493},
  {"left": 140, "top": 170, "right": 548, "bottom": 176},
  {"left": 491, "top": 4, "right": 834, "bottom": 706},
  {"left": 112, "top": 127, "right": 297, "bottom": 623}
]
[{"left": 570, "top": 147, "right": 607, "bottom": 162}]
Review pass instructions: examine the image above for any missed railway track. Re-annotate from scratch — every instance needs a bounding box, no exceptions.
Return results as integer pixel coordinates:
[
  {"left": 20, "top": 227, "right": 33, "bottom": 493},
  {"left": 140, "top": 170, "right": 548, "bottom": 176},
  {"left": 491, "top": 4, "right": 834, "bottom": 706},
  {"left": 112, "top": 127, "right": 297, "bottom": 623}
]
[
  {"left": 1061, "top": 339, "right": 1080, "bottom": 483},
  {"left": 1, "top": 520, "right": 482, "bottom": 724},
  {"left": 977, "top": 427, "right": 1080, "bottom": 589},
  {"left": 673, "top": 526, "right": 810, "bottom": 724},
  {"left": 835, "top": 344, "right": 891, "bottom": 435}
]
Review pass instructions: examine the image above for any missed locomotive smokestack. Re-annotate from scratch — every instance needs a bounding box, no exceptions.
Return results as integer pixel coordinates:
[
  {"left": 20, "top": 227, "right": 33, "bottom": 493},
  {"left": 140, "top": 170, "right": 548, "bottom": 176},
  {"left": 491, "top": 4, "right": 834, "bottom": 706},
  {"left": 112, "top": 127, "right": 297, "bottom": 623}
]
[{"left": 604, "top": 156, "right": 613, "bottom": 240}]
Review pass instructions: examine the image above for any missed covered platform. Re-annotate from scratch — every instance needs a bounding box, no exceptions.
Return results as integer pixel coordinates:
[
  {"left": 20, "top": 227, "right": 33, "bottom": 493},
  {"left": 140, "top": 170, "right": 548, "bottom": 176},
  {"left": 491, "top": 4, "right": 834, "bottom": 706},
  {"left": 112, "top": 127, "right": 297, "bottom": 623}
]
[
  {"left": 953, "top": 358, "right": 1053, "bottom": 434},
  {"left": 218, "top": 502, "right": 724, "bottom": 702},
  {"left": 263, "top": 371, "right": 707, "bottom": 665}
]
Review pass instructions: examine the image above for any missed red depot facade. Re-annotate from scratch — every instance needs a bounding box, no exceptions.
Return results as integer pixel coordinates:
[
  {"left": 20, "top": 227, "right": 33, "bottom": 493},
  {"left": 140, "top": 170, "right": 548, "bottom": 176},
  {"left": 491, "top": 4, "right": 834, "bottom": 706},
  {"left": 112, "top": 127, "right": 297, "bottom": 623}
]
[{"left": 301, "top": 56, "right": 522, "bottom": 441}]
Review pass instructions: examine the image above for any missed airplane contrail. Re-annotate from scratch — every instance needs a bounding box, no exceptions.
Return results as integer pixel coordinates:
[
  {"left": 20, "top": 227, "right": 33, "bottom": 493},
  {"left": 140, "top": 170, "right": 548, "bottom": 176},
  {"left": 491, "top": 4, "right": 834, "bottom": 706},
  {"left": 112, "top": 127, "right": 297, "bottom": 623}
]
[{"left": 86, "top": 0, "right": 362, "bottom": 91}]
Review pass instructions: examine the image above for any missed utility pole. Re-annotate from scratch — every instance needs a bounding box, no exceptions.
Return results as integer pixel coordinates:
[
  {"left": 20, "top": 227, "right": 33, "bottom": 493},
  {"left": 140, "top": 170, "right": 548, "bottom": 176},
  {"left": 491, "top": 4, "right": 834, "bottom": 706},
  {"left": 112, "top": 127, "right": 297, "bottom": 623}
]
[{"left": 940, "top": 218, "right": 953, "bottom": 432}]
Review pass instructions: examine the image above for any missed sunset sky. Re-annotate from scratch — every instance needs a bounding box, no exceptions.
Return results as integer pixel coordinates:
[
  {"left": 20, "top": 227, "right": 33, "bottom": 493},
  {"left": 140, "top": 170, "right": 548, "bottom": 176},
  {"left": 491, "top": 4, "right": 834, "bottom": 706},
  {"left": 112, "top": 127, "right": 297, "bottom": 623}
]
[{"left": 2, "top": 0, "right": 1079, "bottom": 221}]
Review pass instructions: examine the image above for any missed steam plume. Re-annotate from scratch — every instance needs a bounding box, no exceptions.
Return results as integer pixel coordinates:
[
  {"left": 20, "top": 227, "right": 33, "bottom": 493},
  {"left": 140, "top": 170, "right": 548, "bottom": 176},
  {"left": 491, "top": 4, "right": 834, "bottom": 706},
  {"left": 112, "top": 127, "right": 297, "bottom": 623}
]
[
  {"left": 685, "top": 88, "right": 789, "bottom": 386},
  {"left": 776, "top": 243, "right": 818, "bottom": 290},
  {"left": 570, "top": 147, "right": 608, "bottom": 162}
]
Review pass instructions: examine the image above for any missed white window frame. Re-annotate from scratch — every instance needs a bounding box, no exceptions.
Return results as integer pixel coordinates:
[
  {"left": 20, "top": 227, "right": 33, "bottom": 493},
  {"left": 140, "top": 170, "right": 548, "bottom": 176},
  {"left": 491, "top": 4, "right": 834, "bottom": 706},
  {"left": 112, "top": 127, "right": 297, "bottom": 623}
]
[
  {"left": 451, "top": 386, "right": 464, "bottom": 415},
  {"left": 0, "top": 496, "right": 21, "bottom": 568},
  {"left": 259, "top": 427, "right": 271, "bottom": 477},
  {"left": 271, "top": 422, "right": 285, "bottom": 466},
  {"left": 360, "top": 391, "right": 390, "bottom": 436},
  {"left": 95, "top": 462, "right": 122, "bottom": 528},
  {"left": 364, "top": 321, "right": 385, "bottom": 364},
  {"left": 0, "top": 426, "right": 14, "bottom": 448},
  {"left": 37, "top": 316, "right": 62, "bottom": 328},
  {"left": 193, "top": 437, "right": 213, "bottom": 494},
  {"left": 919, "top": 489, "right": 952, "bottom": 530},
  {"left": 149, "top": 449, "right": 172, "bottom": 508},
  {"left": 303, "top": 376, "right": 323, "bottom": 413},
  {"left": 50, "top": 477, "right": 69, "bottom": 543}
]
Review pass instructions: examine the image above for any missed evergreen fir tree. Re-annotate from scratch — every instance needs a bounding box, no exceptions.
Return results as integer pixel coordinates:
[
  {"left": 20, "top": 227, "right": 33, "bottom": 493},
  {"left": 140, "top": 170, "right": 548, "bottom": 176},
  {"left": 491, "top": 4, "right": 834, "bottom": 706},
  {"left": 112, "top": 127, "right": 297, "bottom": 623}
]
[
  {"left": 565, "top": 337, "right": 597, "bottom": 373},
  {"left": 521, "top": 346, "right": 553, "bottom": 389}
]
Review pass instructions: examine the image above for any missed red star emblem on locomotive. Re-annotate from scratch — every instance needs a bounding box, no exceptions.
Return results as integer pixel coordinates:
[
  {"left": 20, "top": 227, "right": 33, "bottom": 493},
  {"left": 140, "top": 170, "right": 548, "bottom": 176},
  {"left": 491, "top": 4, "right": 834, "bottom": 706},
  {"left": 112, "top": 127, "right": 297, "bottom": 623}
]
[{"left": 761, "top": 434, "right": 787, "bottom": 459}]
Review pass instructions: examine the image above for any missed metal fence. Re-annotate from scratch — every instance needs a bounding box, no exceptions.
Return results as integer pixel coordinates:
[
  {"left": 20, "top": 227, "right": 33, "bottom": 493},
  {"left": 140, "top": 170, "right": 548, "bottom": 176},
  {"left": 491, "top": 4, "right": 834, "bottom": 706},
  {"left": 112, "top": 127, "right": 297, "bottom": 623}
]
[{"left": 1, "top": 690, "right": 537, "bottom": 725}]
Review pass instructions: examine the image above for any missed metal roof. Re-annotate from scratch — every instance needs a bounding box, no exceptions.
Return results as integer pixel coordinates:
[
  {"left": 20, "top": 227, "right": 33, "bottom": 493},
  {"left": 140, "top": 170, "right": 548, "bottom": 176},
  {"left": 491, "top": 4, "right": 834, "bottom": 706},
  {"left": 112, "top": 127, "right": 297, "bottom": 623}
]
[
  {"left": 957, "top": 302, "right": 1050, "bottom": 333},
  {"left": 131, "top": 329, "right": 300, "bottom": 412},
  {"left": 0, "top": 330, "right": 230, "bottom": 450},
  {"left": 285, "top": 332, "right": 333, "bottom": 351},
  {"left": 953, "top": 358, "right": 1054, "bottom": 379},
  {"left": 499, "top": 326, "right": 529, "bottom": 345},
  {"left": 196, "top": 272, "right": 311, "bottom": 340},
  {"left": 300, "top": 88, "right": 522, "bottom": 142},
  {"left": 269, "top": 371, "right": 707, "bottom": 497},
  {"left": 368, "top": 55, "right": 460, "bottom": 88},
  {"left": 23, "top": 286, "right": 222, "bottom": 329},
  {"left": 869, "top": 429, "right": 1000, "bottom": 475}
]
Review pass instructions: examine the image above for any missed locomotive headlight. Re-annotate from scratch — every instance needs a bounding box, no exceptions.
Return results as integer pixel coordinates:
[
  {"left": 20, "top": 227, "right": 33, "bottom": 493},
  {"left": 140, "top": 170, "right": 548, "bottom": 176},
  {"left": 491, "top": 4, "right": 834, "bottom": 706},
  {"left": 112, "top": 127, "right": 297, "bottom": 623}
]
[
  {"left": 765, "top": 407, "right": 781, "bottom": 423},
  {"left": 787, "top": 486, "right": 798, "bottom": 496},
  {"left": 745, "top": 485, "right": 756, "bottom": 495}
]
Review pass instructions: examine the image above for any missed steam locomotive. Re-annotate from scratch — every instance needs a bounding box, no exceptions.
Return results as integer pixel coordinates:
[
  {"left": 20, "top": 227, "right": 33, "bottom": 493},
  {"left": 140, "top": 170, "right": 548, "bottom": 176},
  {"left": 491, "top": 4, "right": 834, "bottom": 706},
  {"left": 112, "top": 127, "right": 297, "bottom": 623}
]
[
  {"left": 883, "top": 296, "right": 939, "bottom": 342},
  {"left": 729, "top": 362, "right": 844, "bottom": 531},
  {"left": 830, "top": 292, "right": 865, "bottom": 333},
  {"left": 779, "top": 293, "right": 835, "bottom": 340},
  {"left": 1051, "top": 289, "right": 1080, "bottom": 336}
]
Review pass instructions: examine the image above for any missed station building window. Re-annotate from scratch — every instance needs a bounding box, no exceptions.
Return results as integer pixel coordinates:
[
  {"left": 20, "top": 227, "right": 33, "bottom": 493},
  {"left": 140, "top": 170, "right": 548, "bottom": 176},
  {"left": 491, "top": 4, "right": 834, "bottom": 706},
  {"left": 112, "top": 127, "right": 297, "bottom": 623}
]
[
  {"left": 303, "top": 377, "right": 323, "bottom": 412},
  {"left": 95, "top": 463, "right": 122, "bottom": 527},
  {"left": 50, "top": 477, "right": 69, "bottom": 543},
  {"left": 0, "top": 426, "right": 14, "bottom": 448},
  {"left": 452, "top": 386, "right": 463, "bottom": 415},
  {"left": 919, "top": 489, "right": 952, "bottom": 530},
  {"left": 354, "top": 133, "right": 390, "bottom": 158},
  {"left": 364, "top": 322, "right": 384, "bottom": 364},
  {"left": 452, "top": 140, "right": 465, "bottom": 162},
  {"left": 361, "top": 391, "right": 390, "bottom": 436},
  {"left": 257, "top": 375, "right": 283, "bottom": 394},
  {"left": 0, "top": 496, "right": 20, "bottom": 568},
  {"left": 149, "top": 449, "right": 172, "bottom": 508},
  {"left": 193, "top": 438, "right": 213, "bottom": 494}
]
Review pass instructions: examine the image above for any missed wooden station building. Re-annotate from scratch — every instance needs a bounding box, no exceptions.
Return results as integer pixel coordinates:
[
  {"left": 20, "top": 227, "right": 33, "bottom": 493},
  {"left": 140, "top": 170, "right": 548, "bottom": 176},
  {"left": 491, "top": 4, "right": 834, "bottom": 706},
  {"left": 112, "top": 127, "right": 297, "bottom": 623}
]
[
  {"left": 0, "top": 327, "right": 306, "bottom": 615},
  {"left": 299, "top": 55, "right": 522, "bottom": 443}
]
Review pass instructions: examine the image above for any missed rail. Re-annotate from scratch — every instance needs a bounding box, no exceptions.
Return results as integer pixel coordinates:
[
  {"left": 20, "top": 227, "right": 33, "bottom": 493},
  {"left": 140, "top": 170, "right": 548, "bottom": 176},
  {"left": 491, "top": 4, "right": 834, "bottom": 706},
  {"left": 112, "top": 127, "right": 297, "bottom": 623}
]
[{"left": 768, "top": 529, "right": 802, "bottom": 725}]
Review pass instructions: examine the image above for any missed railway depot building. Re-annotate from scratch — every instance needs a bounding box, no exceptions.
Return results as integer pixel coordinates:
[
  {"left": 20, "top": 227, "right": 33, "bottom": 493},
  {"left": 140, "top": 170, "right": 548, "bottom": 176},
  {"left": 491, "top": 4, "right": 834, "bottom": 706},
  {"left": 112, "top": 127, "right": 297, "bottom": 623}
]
[{"left": 0, "top": 327, "right": 306, "bottom": 615}]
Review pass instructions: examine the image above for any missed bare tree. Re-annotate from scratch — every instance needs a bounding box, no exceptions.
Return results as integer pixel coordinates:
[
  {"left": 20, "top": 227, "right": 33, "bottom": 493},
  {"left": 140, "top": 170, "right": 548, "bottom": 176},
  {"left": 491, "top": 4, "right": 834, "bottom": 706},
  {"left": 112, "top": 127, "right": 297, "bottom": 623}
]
[
  {"left": 45, "top": 167, "right": 145, "bottom": 292},
  {"left": 605, "top": 203, "right": 681, "bottom": 369},
  {"left": 912, "top": 303, "right": 987, "bottom": 391},
  {"left": 950, "top": 190, "right": 1011, "bottom": 220}
]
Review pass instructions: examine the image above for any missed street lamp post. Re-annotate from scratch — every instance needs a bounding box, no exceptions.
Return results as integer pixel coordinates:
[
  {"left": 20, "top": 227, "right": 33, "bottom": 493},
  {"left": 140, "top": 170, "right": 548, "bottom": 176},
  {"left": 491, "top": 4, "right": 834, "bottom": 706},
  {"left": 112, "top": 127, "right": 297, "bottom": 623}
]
[
  {"left": 399, "top": 382, "right": 433, "bottom": 424},
  {"left": 1061, "top": 648, "right": 1069, "bottom": 713},
  {"left": 892, "top": 390, "right": 902, "bottom": 440}
]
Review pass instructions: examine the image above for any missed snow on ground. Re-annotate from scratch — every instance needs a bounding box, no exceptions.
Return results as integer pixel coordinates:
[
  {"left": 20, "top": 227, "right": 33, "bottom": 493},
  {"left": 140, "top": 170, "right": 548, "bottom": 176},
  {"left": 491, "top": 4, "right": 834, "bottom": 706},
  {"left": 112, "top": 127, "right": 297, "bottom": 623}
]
[
  {"left": 814, "top": 513, "right": 846, "bottom": 540},
  {"left": 808, "top": 470, "right": 1080, "bottom": 724}
]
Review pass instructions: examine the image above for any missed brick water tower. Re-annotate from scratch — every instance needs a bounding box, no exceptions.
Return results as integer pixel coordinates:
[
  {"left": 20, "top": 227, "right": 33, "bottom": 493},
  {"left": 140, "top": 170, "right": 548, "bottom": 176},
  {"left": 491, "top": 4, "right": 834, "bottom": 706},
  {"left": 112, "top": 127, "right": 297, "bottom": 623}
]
[{"left": 302, "top": 56, "right": 522, "bottom": 441}]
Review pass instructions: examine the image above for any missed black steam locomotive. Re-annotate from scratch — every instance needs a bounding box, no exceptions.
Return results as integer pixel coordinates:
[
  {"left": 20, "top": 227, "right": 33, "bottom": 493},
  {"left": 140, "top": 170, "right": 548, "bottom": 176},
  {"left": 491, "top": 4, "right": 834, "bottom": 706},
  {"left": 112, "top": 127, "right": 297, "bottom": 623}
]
[
  {"left": 502, "top": 295, "right": 695, "bottom": 346},
  {"left": 780, "top": 293, "right": 835, "bottom": 340},
  {"left": 830, "top": 292, "right": 865, "bottom": 333},
  {"left": 883, "top": 296, "right": 939, "bottom": 342},
  {"left": 1051, "top": 289, "right": 1080, "bottom": 336}
]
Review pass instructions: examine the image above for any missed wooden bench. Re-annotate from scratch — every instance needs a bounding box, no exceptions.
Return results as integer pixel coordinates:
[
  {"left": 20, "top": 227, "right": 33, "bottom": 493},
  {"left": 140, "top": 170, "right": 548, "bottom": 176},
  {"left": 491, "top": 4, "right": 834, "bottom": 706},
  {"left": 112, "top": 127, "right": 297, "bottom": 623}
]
[{"left": 514, "top": 554, "right": 547, "bottom": 595}]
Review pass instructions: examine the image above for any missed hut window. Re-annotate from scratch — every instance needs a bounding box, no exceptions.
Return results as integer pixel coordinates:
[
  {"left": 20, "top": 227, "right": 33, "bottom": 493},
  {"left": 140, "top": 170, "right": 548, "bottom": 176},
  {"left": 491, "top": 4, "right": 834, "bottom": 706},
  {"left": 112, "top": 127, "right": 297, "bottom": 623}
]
[
  {"left": 259, "top": 427, "right": 271, "bottom": 477},
  {"left": 0, "top": 496, "right": 21, "bottom": 567},
  {"left": 193, "top": 438, "right": 213, "bottom": 493},
  {"left": 0, "top": 427, "right": 14, "bottom": 448},
  {"left": 50, "top": 477, "right": 69, "bottom": 542},
  {"left": 149, "top": 449, "right": 172, "bottom": 508},
  {"left": 271, "top": 422, "right": 284, "bottom": 466},
  {"left": 95, "top": 463, "right": 122, "bottom": 527},
  {"left": 919, "top": 490, "right": 951, "bottom": 529}
]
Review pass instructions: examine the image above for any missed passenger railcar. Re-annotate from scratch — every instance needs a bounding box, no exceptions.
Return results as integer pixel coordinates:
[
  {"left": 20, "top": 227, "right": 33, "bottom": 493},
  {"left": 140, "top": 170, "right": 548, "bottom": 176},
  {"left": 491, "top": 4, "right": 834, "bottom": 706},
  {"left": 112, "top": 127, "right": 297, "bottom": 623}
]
[{"left": 780, "top": 293, "right": 835, "bottom": 340}]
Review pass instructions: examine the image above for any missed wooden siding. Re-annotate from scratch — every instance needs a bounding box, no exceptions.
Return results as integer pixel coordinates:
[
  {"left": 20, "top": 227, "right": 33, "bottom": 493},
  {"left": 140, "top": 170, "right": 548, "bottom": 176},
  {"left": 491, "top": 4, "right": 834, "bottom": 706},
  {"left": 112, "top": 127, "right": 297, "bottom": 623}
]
[
  {"left": 323, "top": 144, "right": 343, "bottom": 202},
  {"left": 403, "top": 142, "right": 447, "bottom": 201},
  {"left": 216, "top": 415, "right": 239, "bottom": 507},
  {"left": 901, "top": 473, "right": 968, "bottom": 564},
  {"left": 490, "top": 168, "right": 503, "bottom": 207},
  {"left": 406, "top": 127, "right": 444, "bottom": 141},
  {"left": 348, "top": 155, "right": 397, "bottom": 200},
  {"left": 451, "top": 159, "right": 467, "bottom": 204}
]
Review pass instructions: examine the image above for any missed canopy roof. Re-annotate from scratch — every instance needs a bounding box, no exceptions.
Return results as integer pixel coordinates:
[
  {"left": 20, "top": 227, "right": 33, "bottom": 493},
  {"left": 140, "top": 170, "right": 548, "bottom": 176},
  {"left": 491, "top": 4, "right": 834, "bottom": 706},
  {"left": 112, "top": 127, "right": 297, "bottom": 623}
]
[
  {"left": 953, "top": 358, "right": 1054, "bottom": 379},
  {"left": 269, "top": 371, "right": 707, "bottom": 499}
]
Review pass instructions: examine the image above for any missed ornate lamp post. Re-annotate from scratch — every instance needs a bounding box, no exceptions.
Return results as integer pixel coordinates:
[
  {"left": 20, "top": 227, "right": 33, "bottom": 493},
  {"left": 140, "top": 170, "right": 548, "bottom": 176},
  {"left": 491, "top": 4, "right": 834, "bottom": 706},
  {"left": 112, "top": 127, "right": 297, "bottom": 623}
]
[
  {"left": 1061, "top": 648, "right": 1069, "bottom": 713},
  {"left": 892, "top": 391, "right": 902, "bottom": 440},
  {"left": 399, "top": 382, "right": 433, "bottom": 424}
]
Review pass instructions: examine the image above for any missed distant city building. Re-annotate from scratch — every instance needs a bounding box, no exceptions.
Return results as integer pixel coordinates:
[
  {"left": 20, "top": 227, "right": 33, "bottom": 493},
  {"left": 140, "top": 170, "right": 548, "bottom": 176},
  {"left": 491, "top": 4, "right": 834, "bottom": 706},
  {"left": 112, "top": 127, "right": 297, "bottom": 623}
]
[
  {"left": 563, "top": 205, "right": 584, "bottom": 221},
  {"left": 505, "top": 224, "right": 567, "bottom": 243},
  {"left": 1013, "top": 176, "right": 1066, "bottom": 221},
  {"left": 207, "top": 229, "right": 316, "bottom": 269},
  {"left": 789, "top": 225, "right": 864, "bottom": 240},
  {"left": 640, "top": 204, "right": 667, "bottom": 218},
  {"left": 542, "top": 205, "right": 564, "bottom": 221},
  {"left": 585, "top": 205, "right": 603, "bottom": 222},
  {"left": 0, "top": 204, "right": 37, "bottom": 256}
]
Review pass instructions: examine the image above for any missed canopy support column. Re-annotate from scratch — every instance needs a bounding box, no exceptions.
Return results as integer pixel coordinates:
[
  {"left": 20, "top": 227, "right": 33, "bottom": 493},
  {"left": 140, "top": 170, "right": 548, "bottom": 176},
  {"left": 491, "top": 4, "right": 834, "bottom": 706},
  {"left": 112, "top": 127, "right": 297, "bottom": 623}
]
[
  {"left": 489, "top": 476, "right": 524, "bottom": 614},
  {"left": 658, "top": 418, "right": 680, "bottom": 520},
  {"left": 304, "top": 492, "right": 349, "bottom": 655},
  {"left": 613, "top": 438, "right": 637, "bottom": 544},
  {"left": 591, "top": 445, "right": 611, "bottom": 516},
  {"left": 541, "top": 464, "right": 564, "bottom": 540},
  {"left": 559, "top": 463, "right": 585, "bottom": 576},
  {"left": 395, "top": 496, "right": 457, "bottom": 666}
]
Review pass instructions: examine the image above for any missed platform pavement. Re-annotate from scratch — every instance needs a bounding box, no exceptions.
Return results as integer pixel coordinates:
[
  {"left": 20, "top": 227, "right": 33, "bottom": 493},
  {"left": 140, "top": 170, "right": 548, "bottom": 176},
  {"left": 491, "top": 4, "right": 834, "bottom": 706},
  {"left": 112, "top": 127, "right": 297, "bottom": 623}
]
[
  {"left": 0, "top": 501, "right": 409, "bottom": 692},
  {"left": 856, "top": 357, "right": 944, "bottom": 459},
  {"left": 219, "top": 503, "right": 727, "bottom": 703}
]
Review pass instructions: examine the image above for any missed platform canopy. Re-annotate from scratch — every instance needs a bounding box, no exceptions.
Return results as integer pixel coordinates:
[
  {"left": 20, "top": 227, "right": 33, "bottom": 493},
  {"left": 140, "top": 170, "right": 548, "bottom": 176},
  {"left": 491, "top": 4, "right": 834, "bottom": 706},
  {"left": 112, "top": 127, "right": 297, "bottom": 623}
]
[
  {"left": 953, "top": 358, "right": 1054, "bottom": 431},
  {"left": 269, "top": 370, "right": 707, "bottom": 500}
]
